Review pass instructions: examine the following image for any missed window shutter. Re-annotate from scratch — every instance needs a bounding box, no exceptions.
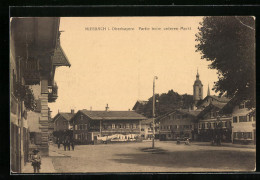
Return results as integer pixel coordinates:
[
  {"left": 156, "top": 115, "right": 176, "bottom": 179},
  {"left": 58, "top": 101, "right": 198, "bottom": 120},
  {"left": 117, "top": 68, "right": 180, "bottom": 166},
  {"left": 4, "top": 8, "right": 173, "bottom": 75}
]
[{"left": 35, "top": 132, "right": 42, "bottom": 145}]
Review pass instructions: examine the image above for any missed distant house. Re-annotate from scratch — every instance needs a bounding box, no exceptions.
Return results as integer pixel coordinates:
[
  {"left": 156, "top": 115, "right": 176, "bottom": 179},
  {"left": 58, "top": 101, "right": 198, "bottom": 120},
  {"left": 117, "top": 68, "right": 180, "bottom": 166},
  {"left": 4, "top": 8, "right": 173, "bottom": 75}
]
[
  {"left": 132, "top": 100, "right": 148, "bottom": 115},
  {"left": 53, "top": 110, "right": 75, "bottom": 132},
  {"left": 157, "top": 109, "right": 201, "bottom": 141},
  {"left": 70, "top": 106, "right": 147, "bottom": 144},
  {"left": 196, "top": 101, "right": 232, "bottom": 142},
  {"left": 221, "top": 99, "right": 256, "bottom": 144},
  {"left": 140, "top": 118, "right": 159, "bottom": 140}
]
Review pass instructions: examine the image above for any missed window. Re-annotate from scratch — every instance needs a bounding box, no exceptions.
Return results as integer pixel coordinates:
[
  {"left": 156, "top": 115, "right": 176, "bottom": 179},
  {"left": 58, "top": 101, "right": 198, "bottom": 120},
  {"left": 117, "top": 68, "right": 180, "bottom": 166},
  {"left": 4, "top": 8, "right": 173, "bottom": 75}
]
[
  {"left": 233, "top": 116, "right": 238, "bottom": 123},
  {"left": 201, "top": 123, "right": 205, "bottom": 129},
  {"left": 207, "top": 123, "right": 211, "bottom": 129},
  {"left": 112, "top": 124, "right": 115, "bottom": 129},
  {"left": 63, "top": 121, "right": 67, "bottom": 126},
  {"left": 130, "top": 124, "right": 133, "bottom": 128},
  {"left": 239, "top": 102, "right": 246, "bottom": 109},
  {"left": 168, "top": 126, "right": 170, "bottom": 130},
  {"left": 133, "top": 124, "right": 136, "bottom": 129},
  {"left": 75, "top": 125, "right": 78, "bottom": 130},
  {"left": 85, "top": 124, "right": 88, "bottom": 129},
  {"left": 223, "top": 122, "right": 227, "bottom": 128},
  {"left": 126, "top": 124, "right": 129, "bottom": 129},
  {"left": 239, "top": 116, "right": 247, "bottom": 122},
  {"left": 168, "top": 134, "right": 171, "bottom": 137},
  {"left": 80, "top": 115, "right": 84, "bottom": 120},
  {"left": 141, "top": 128, "right": 144, "bottom": 131}
]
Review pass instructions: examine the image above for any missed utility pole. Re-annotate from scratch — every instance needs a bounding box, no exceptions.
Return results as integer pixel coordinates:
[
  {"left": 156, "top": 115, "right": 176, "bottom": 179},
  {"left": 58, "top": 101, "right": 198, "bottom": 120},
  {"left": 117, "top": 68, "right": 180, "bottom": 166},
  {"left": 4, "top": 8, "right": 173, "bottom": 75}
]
[{"left": 152, "top": 76, "right": 158, "bottom": 149}]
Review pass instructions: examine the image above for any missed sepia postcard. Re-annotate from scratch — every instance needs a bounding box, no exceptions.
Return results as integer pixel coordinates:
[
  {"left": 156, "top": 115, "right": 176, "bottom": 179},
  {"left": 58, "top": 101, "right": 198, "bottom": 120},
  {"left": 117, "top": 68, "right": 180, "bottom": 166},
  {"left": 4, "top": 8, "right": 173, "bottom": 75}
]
[{"left": 10, "top": 16, "right": 256, "bottom": 173}]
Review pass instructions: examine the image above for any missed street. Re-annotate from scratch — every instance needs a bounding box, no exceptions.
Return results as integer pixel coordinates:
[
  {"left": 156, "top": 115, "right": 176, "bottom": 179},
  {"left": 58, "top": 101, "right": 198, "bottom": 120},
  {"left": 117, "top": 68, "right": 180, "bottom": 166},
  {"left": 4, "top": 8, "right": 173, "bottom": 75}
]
[{"left": 47, "top": 141, "right": 255, "bottom": 173}]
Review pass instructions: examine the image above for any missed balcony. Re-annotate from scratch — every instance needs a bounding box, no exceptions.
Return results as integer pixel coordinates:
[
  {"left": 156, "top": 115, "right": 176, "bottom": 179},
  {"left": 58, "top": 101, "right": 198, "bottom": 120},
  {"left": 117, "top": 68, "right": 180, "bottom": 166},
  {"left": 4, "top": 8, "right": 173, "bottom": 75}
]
[
  {"left": 22, "top": 58, "right": 41, "bottom": 85},
  {"left": 48, "top": 83, "right": 58, "bottom": 103}
]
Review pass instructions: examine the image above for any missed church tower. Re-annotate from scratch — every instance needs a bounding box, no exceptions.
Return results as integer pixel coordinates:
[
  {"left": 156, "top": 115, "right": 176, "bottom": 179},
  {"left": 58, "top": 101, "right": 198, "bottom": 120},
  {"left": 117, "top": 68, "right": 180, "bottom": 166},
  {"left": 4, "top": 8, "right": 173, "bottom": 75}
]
[{"left": 193, "top": 69, "right": 203, "bottom": 105}]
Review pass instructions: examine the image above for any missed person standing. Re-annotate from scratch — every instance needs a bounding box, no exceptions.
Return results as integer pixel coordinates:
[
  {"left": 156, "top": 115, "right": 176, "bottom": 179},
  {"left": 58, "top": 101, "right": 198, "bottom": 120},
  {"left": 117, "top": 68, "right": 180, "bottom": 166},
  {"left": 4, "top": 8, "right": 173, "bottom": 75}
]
[
  {"left": 57, "top": 137, "right": 60, "bottom": 149},
  {"left": 67, "top": 137, "right": 70, "bottom": 151},
  {"left": 63, "top": 137, "right": 67, "bottom": 151},
  {"left": 31, "top": 149, "right": 41, "bottom": 173},
  {"left": 71, "top": 138, "right": 75, "bottom": 151}
]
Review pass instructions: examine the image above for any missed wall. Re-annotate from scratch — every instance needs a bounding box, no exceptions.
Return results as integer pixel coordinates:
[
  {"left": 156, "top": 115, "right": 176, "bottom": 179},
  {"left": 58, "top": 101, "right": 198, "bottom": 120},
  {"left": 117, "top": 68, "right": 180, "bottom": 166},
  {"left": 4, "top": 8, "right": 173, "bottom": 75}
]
[{"left": 232, "top": 105, "right": 255, "bottom": 143}]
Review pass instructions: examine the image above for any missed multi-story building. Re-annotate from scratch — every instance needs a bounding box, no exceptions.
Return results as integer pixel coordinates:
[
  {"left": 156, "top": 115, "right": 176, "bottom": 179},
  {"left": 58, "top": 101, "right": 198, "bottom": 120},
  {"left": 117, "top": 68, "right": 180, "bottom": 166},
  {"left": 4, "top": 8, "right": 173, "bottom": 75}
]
[
  {"left": 140, "top": 118, "right": 159, "bottom": 140},
  {"left": 10, "top": 17, "right": 70, "bottom": 173},
  {"left": 53, "top": 110, "right": 75, "bottom": 132},
  {"left": 157, "top": 109, "right": 201, "bottom": 141},
  {"left": 222, "top": 99, "right": 256, "bottom": 144},
  {"left": 70, "top": 105, "right": 147, "bottom": 144},
  {"left": 196, "top": 101, "right": 232, "bottom": 142}
]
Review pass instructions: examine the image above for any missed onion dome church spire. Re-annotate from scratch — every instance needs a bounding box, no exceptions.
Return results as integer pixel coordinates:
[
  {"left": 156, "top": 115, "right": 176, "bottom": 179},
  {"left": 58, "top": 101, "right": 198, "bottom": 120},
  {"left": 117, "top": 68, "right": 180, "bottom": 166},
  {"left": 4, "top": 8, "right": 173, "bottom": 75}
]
[{"left": 193, "top": 68, "right": 203, "bottom": 105}]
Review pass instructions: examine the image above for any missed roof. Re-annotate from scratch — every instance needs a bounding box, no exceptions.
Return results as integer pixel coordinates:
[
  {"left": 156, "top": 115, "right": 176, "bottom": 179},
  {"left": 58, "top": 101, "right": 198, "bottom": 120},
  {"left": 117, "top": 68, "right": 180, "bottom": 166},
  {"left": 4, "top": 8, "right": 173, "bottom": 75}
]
[
  {"left": 141, "top": 118, "right": 154, "bottom": 124},
  {"left": 80, "top": 110, "right": 147, "bottom": 120},
  {"left": 210, "top": 95, "right": 230, "bottom": 103},
  {"left": 197, "top": 102, "right": 227, "bottom": 119},
  {"left": 176, "top": 109, "right": 202, "bottom": 117},
  {"left": 156, "top": 108, "right": 202, "bottom": 121},
  {"left": 52, "top": 44, "right": 71, "bottom": 67},
  {"left": 53, "top": 112, "right": 75, "bottom": 122}
]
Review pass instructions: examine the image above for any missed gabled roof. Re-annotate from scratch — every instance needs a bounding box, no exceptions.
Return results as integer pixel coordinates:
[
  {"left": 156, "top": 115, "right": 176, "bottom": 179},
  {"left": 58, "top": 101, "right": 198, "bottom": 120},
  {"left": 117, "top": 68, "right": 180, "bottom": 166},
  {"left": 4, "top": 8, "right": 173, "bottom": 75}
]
[
  {"left": 79, "top": 110, "right": 147, "bottom": 120},
  {"left": 52, "top": 44, "right": 71, "bottom": 67},
  {"left": 53, "top": 112, "right": 75, "bottom": 122},
  {"left": 210, "top": 95, "right": 230, "bottom": 103},
  {"left": 197, "top": 102, "right": 226, "bottom": 119},
  {"left": 141, "top": 118, "right": 154, "bottom": 125},
  {"left": 156, "top": 108, "right": 202, "bottom": 121}
]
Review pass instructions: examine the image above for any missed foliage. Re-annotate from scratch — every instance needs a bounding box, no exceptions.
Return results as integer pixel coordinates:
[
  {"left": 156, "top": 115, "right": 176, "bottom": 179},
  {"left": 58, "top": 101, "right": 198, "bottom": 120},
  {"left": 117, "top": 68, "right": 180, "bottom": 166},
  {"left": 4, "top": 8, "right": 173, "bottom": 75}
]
[
  {"left": 195, "top": 16, "right": 255, "bottom": 108},
  {"left": 14, "top": 82, "right": 36, "bottom": 111},
  {"left": 142, "top": 90, "right": 194, "bottom": 118}
]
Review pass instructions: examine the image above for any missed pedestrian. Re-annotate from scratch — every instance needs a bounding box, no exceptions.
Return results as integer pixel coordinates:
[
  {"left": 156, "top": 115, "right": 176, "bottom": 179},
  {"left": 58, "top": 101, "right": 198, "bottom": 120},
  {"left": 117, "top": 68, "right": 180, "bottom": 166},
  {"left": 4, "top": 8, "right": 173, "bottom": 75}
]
[
  {"left": 67, "top": 139, "right": 70, "bottom": 151},
  {"left": 63, "top": 138, "right": 67, "bottom": 151},
  {"left": 57, "top": 137, "right": 60, "bottom": 149},
  {"left": 31, "top": 149, "right": 41, "bottom": 173},
  {"left": 176, "top": 137, "right": 180, "bottom": 144},
  {"left": 71, "top": 138, "right": 75, "bottom": 151}
]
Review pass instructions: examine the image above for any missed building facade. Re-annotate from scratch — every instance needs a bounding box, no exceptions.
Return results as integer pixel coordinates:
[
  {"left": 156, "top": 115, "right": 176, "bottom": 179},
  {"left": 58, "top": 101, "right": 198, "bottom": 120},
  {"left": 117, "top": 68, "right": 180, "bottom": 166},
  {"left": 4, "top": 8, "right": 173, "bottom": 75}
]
[
  {"left": 53, "top": 110, "right": 75, "bottom": 132},
  {"left": 197, "top": 102, "right": 232, "bottom": 142},
  {"left": 231, "top": 102, "right": 256, "bottom": 144},
  {"left": 157, "top": 109, "right": 201, "bottom": 141},
  {"left": 70, "top": 108, "right": 147, "bottom": 144},
  {"left": 10, "top": 17, "right": 70, "bottom": 173}
]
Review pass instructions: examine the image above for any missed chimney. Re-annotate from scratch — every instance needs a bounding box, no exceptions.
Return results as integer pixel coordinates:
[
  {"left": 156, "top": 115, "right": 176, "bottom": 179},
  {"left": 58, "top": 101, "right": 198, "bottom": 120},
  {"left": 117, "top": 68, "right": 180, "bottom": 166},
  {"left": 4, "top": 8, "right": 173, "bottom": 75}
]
[
  {"left": 105, "top": 104, "right": 109, "bottom": 111},
  {"left": 90, "top": 106, "right": 92, "bottom": 111},
  {"left": 71, "top": 109, "right": 75, "bottom": 114}
]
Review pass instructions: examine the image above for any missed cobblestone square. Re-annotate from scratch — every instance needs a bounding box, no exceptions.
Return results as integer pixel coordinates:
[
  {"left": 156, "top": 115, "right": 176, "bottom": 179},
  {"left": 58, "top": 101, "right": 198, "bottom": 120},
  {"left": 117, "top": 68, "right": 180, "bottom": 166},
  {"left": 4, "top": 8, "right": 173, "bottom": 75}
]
[{"left": 45, "top": 141, "right": 256, "bottom": 173}]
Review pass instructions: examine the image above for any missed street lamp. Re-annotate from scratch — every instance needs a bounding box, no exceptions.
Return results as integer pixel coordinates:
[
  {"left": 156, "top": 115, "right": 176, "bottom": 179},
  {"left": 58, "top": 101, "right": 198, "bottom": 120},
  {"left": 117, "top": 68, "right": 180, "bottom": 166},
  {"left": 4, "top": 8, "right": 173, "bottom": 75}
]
[{"left": 152, "top": 76, "right": 158, "bottom": 149}]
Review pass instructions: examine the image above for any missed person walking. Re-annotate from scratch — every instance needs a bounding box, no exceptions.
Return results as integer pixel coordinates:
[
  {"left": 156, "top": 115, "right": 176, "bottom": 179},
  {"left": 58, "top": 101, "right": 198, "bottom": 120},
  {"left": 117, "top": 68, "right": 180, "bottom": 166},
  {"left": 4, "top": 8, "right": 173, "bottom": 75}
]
[
  {"left": 63, "top": 138, "right": 67, "bottom": 151},
  {"left": 71, "top": 138, "right": 75, "bottom": 151},
  {"left": 57, "top": 137, "right": 60, "bottom": 149},
  {"left": 67, "top": 137, "right": 70, "bottom": 151},
  {"left": 31, "top": 149, "right": 41, "bottom": 173}
]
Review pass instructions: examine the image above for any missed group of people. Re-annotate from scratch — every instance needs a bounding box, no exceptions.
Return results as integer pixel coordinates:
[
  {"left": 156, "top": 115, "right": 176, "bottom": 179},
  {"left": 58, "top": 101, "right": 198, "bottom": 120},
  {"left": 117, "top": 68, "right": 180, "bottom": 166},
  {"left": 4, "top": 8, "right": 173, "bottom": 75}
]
[{"left": 57, "top": 136, "right": 75, "bottom": 151}]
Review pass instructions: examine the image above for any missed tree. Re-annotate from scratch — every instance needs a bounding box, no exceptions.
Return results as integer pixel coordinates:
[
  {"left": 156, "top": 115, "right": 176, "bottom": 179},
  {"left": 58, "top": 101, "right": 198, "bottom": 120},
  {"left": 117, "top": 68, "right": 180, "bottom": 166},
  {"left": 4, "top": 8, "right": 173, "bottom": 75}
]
[
  {"left": 195, "top": 16, "right": 255, "bottom": 108},
  {"left": 142, "top": 90, "right": 194, "bottom": 118}
]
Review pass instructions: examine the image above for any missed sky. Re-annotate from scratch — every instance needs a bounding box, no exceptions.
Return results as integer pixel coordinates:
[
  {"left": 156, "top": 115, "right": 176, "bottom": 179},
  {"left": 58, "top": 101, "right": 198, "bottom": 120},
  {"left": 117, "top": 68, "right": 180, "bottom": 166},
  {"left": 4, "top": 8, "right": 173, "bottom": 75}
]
[{"left": 49, "top": 17, "right": 219, "bottom": 116}]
